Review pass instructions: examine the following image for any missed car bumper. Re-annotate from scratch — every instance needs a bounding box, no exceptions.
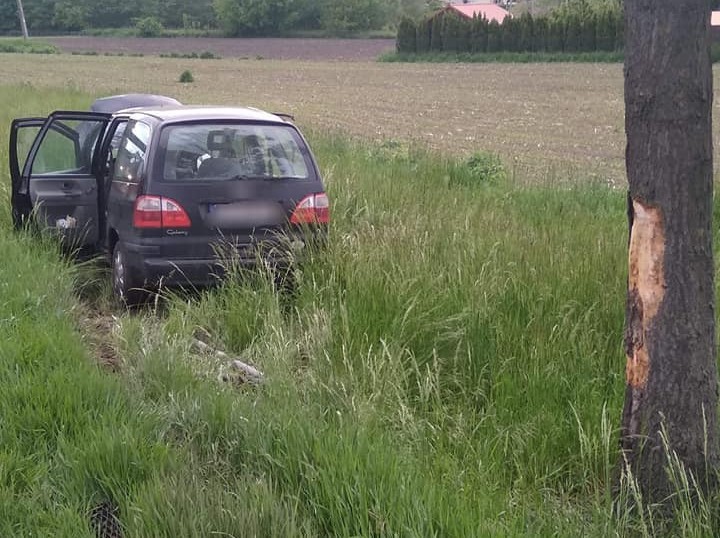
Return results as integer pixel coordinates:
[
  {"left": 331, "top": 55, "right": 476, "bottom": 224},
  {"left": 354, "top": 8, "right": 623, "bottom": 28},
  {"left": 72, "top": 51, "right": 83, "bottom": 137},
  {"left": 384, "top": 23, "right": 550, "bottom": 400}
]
[{"left": 124, "top": 242, "right": 297, "bottom": 288}]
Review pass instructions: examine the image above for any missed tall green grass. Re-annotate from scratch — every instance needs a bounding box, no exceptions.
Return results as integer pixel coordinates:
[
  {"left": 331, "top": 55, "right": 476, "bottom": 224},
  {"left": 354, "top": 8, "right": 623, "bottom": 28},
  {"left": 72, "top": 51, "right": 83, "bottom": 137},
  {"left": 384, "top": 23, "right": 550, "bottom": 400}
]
[
  {"left": 151, "top": 135, "right": 634, "bottom": 533},
  {"left": 0, "top": 38, "right": 59, "bottom": 54},
  {"left": 1, "top": 85, "right": 718, "bottom": 535},
  {"left": 381, "top": 42, "right": 720, "bottom": 64}
]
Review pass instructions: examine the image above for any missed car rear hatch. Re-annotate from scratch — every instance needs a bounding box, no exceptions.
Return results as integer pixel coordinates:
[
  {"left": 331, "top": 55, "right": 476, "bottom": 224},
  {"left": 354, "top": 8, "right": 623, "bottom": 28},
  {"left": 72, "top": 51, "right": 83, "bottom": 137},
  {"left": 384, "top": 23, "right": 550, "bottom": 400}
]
[{"left": 137, "top": 120, "right": 326, "bottom": 264}]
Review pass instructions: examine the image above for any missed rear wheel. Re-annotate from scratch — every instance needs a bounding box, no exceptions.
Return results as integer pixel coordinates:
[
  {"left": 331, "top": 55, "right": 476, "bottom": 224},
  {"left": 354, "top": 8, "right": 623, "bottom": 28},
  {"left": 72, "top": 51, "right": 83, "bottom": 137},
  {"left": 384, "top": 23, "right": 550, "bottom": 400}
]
[{"left": 112, "top": 243, "right": 145, "bottom": 306}]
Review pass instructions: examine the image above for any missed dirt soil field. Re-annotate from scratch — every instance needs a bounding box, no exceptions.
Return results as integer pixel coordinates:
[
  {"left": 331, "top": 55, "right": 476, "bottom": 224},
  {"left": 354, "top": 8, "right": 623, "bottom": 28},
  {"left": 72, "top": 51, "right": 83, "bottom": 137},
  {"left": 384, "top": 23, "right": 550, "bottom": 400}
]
[
  {"left": 1, "top": 53, "right": 632, "bottom": 183},
  {"left": 44, "top": 37, "right": 396, "bottom": 61}
]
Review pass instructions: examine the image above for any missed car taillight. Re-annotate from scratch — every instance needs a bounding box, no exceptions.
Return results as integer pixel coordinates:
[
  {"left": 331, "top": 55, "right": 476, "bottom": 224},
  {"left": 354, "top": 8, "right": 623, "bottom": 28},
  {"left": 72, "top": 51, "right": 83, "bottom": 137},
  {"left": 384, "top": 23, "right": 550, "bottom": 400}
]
[
  {"left": 161, "top": 198, "right": 192, "bottom": 228},
  {"left": 133, "top": 195, "right": 191, "bottom": 229},
  {"left": 133, "top": 196, "right": 162, "bottom": 228},
  {"left": 290, "top": 193, "right": 329, "bottom": 225}
]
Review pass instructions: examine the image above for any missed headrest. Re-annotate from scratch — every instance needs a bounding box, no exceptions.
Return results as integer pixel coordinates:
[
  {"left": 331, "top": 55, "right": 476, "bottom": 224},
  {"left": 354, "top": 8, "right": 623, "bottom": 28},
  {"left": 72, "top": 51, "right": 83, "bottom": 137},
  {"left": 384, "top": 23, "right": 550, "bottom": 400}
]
[
  {"left": 243, "top": 134, "right": 261, "bottom": 148},
  {"left": 207, "top": 130, "right": 231, "bottom": 151}
]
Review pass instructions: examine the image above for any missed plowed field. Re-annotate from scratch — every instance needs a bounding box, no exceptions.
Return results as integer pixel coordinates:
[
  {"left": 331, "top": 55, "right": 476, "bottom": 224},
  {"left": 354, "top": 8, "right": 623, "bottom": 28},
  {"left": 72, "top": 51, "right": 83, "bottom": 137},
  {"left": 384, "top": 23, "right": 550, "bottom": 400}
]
[
  {"left": 1, "top": 53, "right": 628, "bottom": 182},
  {"left": 44, "top": 36, "right": 395, "bottom": 61}
]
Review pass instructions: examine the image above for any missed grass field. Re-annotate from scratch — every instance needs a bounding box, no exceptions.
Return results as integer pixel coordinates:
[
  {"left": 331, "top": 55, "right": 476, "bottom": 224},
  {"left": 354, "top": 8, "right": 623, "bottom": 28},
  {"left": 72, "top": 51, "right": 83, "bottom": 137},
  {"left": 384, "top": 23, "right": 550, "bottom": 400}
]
[{"left": 0, "top": 55, "right": 719, "bottom": 536}]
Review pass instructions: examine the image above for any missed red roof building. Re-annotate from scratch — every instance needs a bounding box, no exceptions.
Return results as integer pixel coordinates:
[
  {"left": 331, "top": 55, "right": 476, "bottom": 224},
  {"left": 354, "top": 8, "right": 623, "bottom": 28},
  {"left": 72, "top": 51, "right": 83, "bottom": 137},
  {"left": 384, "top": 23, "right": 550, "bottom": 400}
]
[
  {"left": 442, "top": 3, "right": 512, "bottom": 24},
  {"left": 711, "top": 11, "right": 720, "bottom": 42}
]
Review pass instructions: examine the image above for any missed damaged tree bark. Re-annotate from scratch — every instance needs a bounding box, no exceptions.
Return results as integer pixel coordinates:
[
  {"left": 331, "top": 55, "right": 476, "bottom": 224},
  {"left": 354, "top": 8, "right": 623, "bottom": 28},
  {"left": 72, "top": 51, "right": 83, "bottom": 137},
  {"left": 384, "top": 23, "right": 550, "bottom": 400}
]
[{"left": 621, "top": 0, "right": 718, "bottom": 502}]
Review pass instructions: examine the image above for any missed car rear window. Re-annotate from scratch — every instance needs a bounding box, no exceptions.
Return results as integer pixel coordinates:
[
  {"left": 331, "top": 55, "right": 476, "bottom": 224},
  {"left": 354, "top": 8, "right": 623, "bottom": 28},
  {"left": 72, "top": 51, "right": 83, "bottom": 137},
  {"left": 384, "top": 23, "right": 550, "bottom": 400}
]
[{"left": 157, "top": 123, "right": 314, "bottom": 181}]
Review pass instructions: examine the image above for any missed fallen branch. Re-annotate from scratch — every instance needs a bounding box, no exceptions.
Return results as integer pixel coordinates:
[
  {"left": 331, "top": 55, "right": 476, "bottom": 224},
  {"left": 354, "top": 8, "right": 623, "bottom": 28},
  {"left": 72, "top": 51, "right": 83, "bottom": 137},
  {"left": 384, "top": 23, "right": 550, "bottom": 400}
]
[{"left": 191, "top": 338, "right": 264, "bottom": 385}]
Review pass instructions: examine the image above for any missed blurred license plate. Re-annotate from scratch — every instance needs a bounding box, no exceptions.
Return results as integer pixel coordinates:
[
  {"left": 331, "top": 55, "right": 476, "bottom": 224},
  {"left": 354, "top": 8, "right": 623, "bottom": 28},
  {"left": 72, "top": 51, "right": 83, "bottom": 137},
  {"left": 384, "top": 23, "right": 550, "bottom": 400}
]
[{"left": 206, "top": 202, "right": 283, "bottom": 227}]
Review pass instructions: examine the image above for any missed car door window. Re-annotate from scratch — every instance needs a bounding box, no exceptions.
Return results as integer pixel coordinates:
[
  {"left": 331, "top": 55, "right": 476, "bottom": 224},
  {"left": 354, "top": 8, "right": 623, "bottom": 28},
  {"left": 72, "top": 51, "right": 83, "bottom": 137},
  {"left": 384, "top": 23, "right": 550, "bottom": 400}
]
[
  {"left": 32, "top": 127, "right": 78, "bottom": 174},
  {"left": 107, "top": 121, "right": 128, "bottom": 164},
  {"left": 114, "top": 120, "right": 151, "bottom": 183},
  {"left": 16, "top": 125, "right": 41, "bottom": 175},
  {"left": 99, "top": 119, "right": 128, "bottom": 177},
  {"left": 28, "top": 119, "right": 105, "bottom": 177}
]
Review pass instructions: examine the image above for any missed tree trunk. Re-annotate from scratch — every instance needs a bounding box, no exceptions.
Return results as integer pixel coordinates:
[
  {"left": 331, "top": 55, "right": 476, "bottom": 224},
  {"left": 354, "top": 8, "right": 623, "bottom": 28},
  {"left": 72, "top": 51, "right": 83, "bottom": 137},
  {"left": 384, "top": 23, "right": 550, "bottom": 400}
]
[{"left": 622, "top": 0, "right": 718, "bottom": 503}]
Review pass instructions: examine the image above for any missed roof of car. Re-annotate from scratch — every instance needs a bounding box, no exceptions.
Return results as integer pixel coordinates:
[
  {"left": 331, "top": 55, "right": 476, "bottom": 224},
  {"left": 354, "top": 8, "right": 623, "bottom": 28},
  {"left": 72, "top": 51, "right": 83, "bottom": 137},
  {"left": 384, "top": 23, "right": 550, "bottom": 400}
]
[
  {"left": 122, "top": 105, "right": 291, "bottom": 124},
  {"left": 91, "top": 94, "right": 182, "bottom": 114}
]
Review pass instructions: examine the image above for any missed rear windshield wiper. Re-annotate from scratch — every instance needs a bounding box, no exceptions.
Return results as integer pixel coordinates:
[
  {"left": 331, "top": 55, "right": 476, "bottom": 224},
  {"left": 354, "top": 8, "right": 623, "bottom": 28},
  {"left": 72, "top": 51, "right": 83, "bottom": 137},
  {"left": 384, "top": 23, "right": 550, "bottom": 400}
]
[{"left": 228, "top": 174, "right": 303, "bottom": 181}]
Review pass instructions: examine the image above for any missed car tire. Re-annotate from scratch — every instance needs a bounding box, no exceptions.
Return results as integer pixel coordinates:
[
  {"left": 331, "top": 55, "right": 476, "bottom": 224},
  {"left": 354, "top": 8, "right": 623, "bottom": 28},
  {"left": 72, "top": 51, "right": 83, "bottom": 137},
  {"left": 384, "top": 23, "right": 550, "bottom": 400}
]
[{"left": 112, "top": 243, "right": 145, "bottom": 307}]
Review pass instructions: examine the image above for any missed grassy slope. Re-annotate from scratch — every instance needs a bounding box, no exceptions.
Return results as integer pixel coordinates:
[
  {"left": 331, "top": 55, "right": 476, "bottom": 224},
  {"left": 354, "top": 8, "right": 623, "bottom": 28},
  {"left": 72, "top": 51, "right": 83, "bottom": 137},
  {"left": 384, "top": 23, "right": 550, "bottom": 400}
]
[
  {"left": 0, "top": 89, "right": 310, "bottom": 536},
  {"left": 1, "top": 85, "right": 717, "bottom": 535}
]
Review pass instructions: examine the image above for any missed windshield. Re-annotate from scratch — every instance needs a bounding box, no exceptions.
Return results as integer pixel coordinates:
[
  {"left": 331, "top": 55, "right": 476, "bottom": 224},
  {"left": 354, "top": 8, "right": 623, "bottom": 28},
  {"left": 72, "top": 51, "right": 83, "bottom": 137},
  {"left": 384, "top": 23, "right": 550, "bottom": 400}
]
[{"left": 157, "top": 123, "right": 313, "bottom": 181}]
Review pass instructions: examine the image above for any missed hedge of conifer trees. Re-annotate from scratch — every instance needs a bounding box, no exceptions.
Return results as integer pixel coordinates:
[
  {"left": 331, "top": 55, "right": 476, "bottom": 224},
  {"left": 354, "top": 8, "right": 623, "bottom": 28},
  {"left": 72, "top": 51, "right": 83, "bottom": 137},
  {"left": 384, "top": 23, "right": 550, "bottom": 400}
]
[{"left": 396, "top": 1, "right": 623, "bottom": 54}]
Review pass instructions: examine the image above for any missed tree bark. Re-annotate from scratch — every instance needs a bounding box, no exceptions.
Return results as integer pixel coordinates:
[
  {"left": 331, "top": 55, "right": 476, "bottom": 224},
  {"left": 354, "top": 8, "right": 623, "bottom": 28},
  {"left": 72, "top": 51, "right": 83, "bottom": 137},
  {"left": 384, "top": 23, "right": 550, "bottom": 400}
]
[{"left": 621, "top": 0, "right": 718, "bottom": 503}]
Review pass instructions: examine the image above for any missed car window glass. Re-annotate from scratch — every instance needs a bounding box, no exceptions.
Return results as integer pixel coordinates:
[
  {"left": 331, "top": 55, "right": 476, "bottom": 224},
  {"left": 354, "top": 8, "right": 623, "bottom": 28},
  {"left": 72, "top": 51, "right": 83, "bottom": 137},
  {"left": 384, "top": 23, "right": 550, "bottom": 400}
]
[
  {"left": 16, "top": 125, "right": 41, "bottom": 174},
  {"left": 160, "top": 123, "right": 312, "bottom": 181},
  {"left": 110, "top": 122, "right": 127, "bottom": 159},
  {"left": 104, "top": 121, "right": 127, "bottom": 172},
  {"left": 114, "top": 120, "right": 151, "bottom": 183},
  {"left": 31, "top": 119, "right": 104, "bottom": 176}
]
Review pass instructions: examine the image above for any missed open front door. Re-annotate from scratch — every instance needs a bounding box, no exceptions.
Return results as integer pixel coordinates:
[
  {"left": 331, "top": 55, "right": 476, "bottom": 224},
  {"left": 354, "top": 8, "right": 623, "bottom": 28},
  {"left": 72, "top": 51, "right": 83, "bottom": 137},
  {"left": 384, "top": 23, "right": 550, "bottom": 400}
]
[
  {"left": 18, "top": 111, "right": 111, "bottom": 248},
  {"left": 96, "top": 116, "right": 129, "bottom": 240},
  {"left": 9, "top": 117, "right": 44, "bottom": 229}
]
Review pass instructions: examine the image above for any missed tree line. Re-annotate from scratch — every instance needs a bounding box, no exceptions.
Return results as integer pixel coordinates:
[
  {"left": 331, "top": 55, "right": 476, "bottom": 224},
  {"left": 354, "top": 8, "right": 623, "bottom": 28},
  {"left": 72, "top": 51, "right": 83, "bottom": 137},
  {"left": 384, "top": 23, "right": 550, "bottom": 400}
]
[
  {"left": 397, "top": 0, "right": 623, "bottom": 54},
  {"left": 0, "top": 0, "right": 445, "bottom": 36},
  {"left": 0, "top": 0, "right": 213, "bottom": 33}
]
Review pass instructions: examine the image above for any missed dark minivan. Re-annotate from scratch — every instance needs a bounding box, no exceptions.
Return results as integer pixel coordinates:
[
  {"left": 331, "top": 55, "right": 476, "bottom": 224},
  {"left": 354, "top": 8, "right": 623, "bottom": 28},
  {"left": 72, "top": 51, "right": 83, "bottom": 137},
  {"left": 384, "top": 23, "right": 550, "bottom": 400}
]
[{"left": 9, "top": 94, "right": 328, "bottom": 304}]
